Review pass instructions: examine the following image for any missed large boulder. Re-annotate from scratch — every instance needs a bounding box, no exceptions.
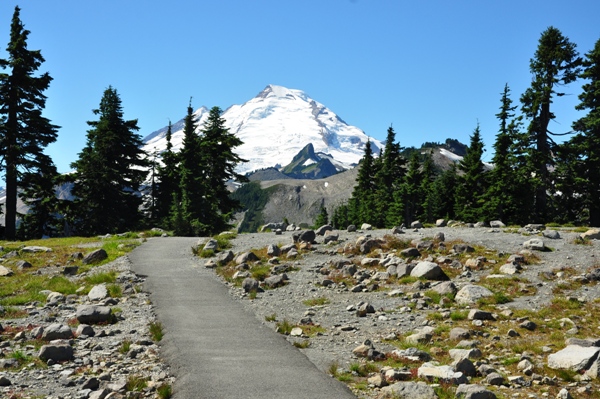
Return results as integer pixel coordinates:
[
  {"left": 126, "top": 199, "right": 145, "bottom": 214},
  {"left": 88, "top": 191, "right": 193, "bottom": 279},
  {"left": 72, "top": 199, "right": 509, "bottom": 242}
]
[
  {"left": 380, "top": 381, "right": 437, "bottom": 399},
  {"left": 547, "top": 345, "right": 600, "bottom": 372},
  {"left": 315, "top": 225, "right": 333, "bottom": 236},
  {"left": 88, "top": 284, "right": 108, "bottom": 301},
  {"left": 38, "top": 342, "right": 74, "bottom": 362},
  {"left": 293, "top": 230, "right": 316, "bottom": 244},
  {"left": 523, "top": 238, "right": 546, "bottom": 251},
  {"left": 82, "top": 249, "right": 108, "bottom": 264},
  {"left": 456, "top": 384, "right": 497, "bottom": 399},
  {"left": 580, "top": 229, "right": 600, "bottom": 240},
  {"left": 455, "top": 285, "right": 494, "bottom": 305},
  {"left": 410, "top": 261, "right": 449, "bottom": 281},
  {"left": 41, "top": 324, "right": 73, "bottom": 341},
  {"left": 76, "top": 305, "right": 114, "bottom": 324}
]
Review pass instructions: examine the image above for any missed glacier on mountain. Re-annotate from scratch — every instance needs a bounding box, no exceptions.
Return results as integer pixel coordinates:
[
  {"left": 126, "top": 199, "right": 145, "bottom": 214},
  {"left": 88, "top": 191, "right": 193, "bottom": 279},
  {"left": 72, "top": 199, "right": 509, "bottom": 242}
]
[{"left": 142, "top": 84, "right": 382, "bottom": 175}]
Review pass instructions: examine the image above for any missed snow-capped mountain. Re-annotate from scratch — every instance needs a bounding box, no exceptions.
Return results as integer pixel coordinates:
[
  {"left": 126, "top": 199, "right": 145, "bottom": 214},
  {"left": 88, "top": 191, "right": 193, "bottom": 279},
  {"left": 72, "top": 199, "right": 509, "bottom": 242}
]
[{"left": 142, "top": 85, "right": 382, "bottom": 175}]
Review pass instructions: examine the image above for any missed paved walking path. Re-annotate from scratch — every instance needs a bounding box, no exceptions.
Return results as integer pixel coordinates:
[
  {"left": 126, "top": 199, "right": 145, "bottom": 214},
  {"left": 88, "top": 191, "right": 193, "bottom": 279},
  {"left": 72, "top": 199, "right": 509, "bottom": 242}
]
[{"left": 128, "top": 237, "right": 356, "bottom": 399}]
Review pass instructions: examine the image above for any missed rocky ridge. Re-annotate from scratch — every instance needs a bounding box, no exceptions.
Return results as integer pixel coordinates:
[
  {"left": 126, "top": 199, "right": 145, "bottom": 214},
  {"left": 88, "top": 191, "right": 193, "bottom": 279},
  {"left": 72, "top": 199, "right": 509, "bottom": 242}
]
[{"left": 204, "top": 224, "right": 600, "bottom": 399}]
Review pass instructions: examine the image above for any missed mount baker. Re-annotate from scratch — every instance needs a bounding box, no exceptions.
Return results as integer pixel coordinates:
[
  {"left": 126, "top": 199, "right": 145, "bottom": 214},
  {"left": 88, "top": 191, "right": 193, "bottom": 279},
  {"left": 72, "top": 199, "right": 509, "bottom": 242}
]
[{"left": 142, "top": 84, "right": 382, "bottom": 176}]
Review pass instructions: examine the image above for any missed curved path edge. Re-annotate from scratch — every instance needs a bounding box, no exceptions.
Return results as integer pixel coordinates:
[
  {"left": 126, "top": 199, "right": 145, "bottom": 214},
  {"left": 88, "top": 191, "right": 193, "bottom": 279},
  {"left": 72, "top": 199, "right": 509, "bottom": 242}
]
[{"left": 128, "top": 237, "right": 357, "bottom": 399}]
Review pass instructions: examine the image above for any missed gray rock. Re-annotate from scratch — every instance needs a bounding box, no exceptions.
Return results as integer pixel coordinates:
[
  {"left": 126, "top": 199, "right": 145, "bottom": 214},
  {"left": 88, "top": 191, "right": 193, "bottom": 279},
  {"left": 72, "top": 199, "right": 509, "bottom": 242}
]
[
  {"left": 360, "top": 223, "right": 372, "bottom": 230},
  {"left": 293, "top": 230, "right": 316, "bottom": 243},
  {"left": 22, "top": 246, "right": 52, "bottom": 253},
  {"left": 42, "top": 323, "right": 73, "bottom": 341},
  {"left": 557, "top": 388, "right": 573, "bottom": 399},
  {"left": 456, "top": 384, "right": 497, "bottom": 399},
  {"left": 519, "top": 320, "right": 537, "bottom": 331},
  {"left": 15, "top": 260, "right": 32, "bottom": 270},
  {"left": 547, "top": 345, "right": 600, "bottom": 371},
  {"left": 380, "top": 381, "right": 437, "bottom": 399},
  {"left": 523, "top": 238, "right": 545, "bottom": 251},
  {"left": 216, "top": 250, "right": 234, "bottom": 265},
  {"left": 449, "top": 327, "right": 471, "bottom": 340},
  {"left": 396, "top": 263, "right": 415, "bottom": 278},
  {"left": 405, "top": 332, "right": 432, "bottom": 345},
  {"left": 455, "top": 285, "right": 494, "bottom": 305},
  {"left": 485, "top": 372, "right": 505, "bottom": 385},
  {"left": 0, "top": 266, "right": 13, "bottom": 277},
  {"left": 411, "top": 220, "right": 423, "bottom": 229},
  {"left": 543, "top": 229, "right": 561, "bottom": 239},
  {"left": 88, "top": 284, "right": 109, "bottom": 301},
  {"left": 264, "top": 274, "right": 286, "bottom": 288},
  {"left": 401, "top": 247, "right": 421, "bottom": 257},
  {"left": 39, "top": 343, "right": 74, "bottom": 362},
  {"left": 242, "top": 278, "right": 259, "bottom": 293},
  {"left": 418, "top": 363, "right": 467, "bottom": 384},
  {"left": 315, "top": 225, "right": 333, "bottom": 236},
  {"left": 580, "top": 229, "right": 600, "bottom": 240},
  {"left": 82, "top": 249, "right": 108, "bottom": 264},
  {"left": 266, "top": 244, "right": 281, "bottom": 257},
  {"left": 410, "top": 261, "right": 449, "bottom": 281},
  {"left": 0, "top": 376, "right": 11, "bottom": 386},
  {"left": 323, "top": 231, "right": 339, "bottom": 243},
  {"left": 47, "top": 291, "right": 66, "bottom": 305},
  {"left": 235, "top": 251, "right": 260, "bottom": 264},
  {"left": 347, "top": 224, "right": 357, "bottom": 232},
  {"left": 76, "top": 305, "right": 113, "bottom": 324},
  {"left": 468, "top": 309, "right": 495, "bottom": 321},
  {"left": 202, "top": 239, "right": 218, "bottom": 252},
  {"left": 449, "top": 348, "right": 482, "bottom": 360},
  {"left": 432, "top": 281, "right": 457, "bottom": 295},
  {"left": 453, "top": 244, "right": 475, "bottom": 253},
  {"left": 436, "top": 219, "right": 447, "bottom": 227},
  {"left": 490, "top": 220, "right": 505, "bottom": 228},
  {"left": 76, "top": 324, "right": 95, "bottom": 337},
  {"left": 453, "top": 357, "right": 477, "bottom": 376},
  {"left": 360, "top": 238, "right": 382, "bottom": 254},
  {"left": 499, "top": 262, "right": 521, "bottom": 275},
  {"left": 433, "top": 232, "right": 445, "bottom": 242}
]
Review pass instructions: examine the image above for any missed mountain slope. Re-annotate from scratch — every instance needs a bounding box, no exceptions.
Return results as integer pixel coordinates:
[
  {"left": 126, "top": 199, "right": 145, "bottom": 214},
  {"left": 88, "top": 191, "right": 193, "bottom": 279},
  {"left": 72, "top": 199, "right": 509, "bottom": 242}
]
[{"left": 142, "top": 85, "right": 382, "bottom": 175}]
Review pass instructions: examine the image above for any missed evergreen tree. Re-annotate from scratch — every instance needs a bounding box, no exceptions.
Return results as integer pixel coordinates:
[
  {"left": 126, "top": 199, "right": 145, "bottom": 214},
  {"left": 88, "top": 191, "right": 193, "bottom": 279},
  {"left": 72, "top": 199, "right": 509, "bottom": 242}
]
[
  {"left": 349, "top": 140, "right": 378, "bottom": 225},
  {"left": 520, "top": 27, "right": 581, "bottom": 221},
  {"left": 483, "top": 84, "right": 534, "bottom": 224},
  {"left": 428, "top": 164, "right": 458, "bottom": 221},
  {"left": 374, "top": 126, "right": 406, "bottom": 227},
  {"left": 0, "top": 6, "right": 59, "bottom": 239},
  {"left": 175, "top": 101, "right": 207, "bottom": 236},
  {"left": 401, "top": 152, "right": 423, "bottom": 225},
  {"left": 331, "top": 203, "right": 350, "bottom": 229},
  {"left": 570, "top": 38, "right": 600, "bottom": 226},
  {"left": 17, "top": 158, "right": 60, "bottom": 239},
  {"left": 314, "top": 203, "right": 329, "bottom": 228},
  {"left": 70, "top": 86, "right": 149, "bottom": 235},
  {"left": 154, "top": 121, "right": 180, "bottom": 226},
  {"left": 418, "top": 151, "right": 437, "bottom": 223},
  {"left": 454, "top": 124, "right": 487, "bottom": 222},
  {"left": 200, "top": 106, "right": 248, "bottom": 233}
]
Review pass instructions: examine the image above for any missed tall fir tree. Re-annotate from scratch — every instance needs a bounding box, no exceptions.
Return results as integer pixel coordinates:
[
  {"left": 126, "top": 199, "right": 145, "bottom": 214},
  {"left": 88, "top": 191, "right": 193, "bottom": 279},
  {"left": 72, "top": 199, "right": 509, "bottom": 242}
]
[
  {"left": 520, "top": 26, "right": 581, "bottom": 221},
  {"left": 401, "top": 152, "right": 423, "bottom": 225},
  {"left": 454, "top": 124, "right": 487, "bottom": 222},
  {"left": 70, "top": 86, "right": 149, "bottom": 235},
  {"left": 483, "top": 84, "right": 534, "bottom": 224},
  {"left": 570, "top": 38, "right": 600, "bottom": 226},
  {"left": 199, "top": 106, "right": 248, "bottom": 233},
  {"left": 418, "top": 151, "right": 437, "bottom": 223},
  {"left": 175, "top": 101, "right": 207, "bottom": 236},
  {"left": 0, "top": 6, "right": 59, "bottom": 239},
  {"left": 348, "top": 140, "right": 379, "bottom": 226},
  {"left": 154, "top": 121, "right": 180, "bottom": 226},
  {"left": 427, "top": 164, "right": 458, "bottom": 221},
  {"left": 374, "top": 126, "right": 406, "bottom": 227}
]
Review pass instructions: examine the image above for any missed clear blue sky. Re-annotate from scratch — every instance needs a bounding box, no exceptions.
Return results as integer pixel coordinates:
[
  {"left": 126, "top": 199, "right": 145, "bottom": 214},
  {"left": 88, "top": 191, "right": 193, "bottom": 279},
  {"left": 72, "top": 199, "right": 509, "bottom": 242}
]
[{"left": 1, "top": 0, "right": 599, "bottom": 174}]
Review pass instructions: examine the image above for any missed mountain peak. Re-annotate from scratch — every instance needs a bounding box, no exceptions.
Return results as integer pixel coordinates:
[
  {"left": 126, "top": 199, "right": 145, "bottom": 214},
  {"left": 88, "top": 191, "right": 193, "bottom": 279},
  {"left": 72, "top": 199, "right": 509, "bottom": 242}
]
[{"left": 143, "top": 85, "right": 382, "bottom": 175}]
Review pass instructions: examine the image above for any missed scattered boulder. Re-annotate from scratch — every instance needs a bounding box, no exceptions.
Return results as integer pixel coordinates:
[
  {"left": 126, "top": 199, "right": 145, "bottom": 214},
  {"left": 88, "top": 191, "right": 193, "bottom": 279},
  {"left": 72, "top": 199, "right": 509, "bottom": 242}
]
[
  {"left": 242, "top": 278, "right": 260, "bottom": 293},
  {"left": 82, "top": 249, "right": 108, "bottom": 264},
  {"left": 411, "top": 221, "right": 423, "bottom": 229},
  {"left": 88, "top": 284, "right": 109, "bottom": 301},
  {"left": 453, "top": 244, "right": 475, "bottom": 253},
  {"left": 380, "top": 381, "right": 438, "bottom": 399},
  {"left": 22, "top": 246, "right": 52, "bottom": 253},
  {"left": 436, "top": 219, "right": 447, "bottom": 227},
  {"left": 401, "top": 248, "right": 421, "bottom": 257},
  {"left": 41, "top": 324, "right": 73, "bottom": 341},
  {"left": 418, "top": 363, "right": 468, "bottom": 384},
  {"left": 523, "top": 238, "right": 546, "bottom": 251},
  {"left": 547, "top": 345, "right": 600, "bottom": 372},
  {"left": 293, "top": 230, "right": 316, "bottom": 244},
  {"left": 76, "top": 305, "right": 114, "bottom": 324},
  {"left": 315, "top": 225, "right": 333, "bottom": 236},
  {"left": 456, "top": 384, "right": 497, "bottom": 399},
  {"left": 202, "top": 239, "right": 218, "bottom": 252},
  {"left": 235, "top": 251, "right": 260, "bottom": 264},
  {"left": 0, "top": 266, "right": 13, "bottom": 277},
  {"left": 489, "top": 220, "right": 505, "bottom": 228},
  {"left": 38, "top": 342, "right": 74, "bottom": 362},
  {"left": 347, "top": 224, "right": 357, "bottom": 232},
  {"left": 543, "top": 229, "right": 561, "bottom": 239},
  {"left": 410, "top": 261, "right": 449, "bottom": 281},
  {"left": 580, "top": 229, "right": 600, "bottom": 240},
  {"left": 266, "top": 244, "right": 281, "bottom": 257},
  {"left": 455, "top": 285, "right": 494, "bottom": 305},
  {"left": 360, "top": 223, "right": 372, "bottom": 230}
]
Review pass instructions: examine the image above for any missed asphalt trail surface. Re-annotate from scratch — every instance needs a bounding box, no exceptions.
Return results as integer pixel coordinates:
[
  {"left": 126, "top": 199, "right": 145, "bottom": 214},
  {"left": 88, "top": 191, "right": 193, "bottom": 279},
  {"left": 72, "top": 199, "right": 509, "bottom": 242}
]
[{"left": 128, "top": 237, "right": 356, "bottom": 399}]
